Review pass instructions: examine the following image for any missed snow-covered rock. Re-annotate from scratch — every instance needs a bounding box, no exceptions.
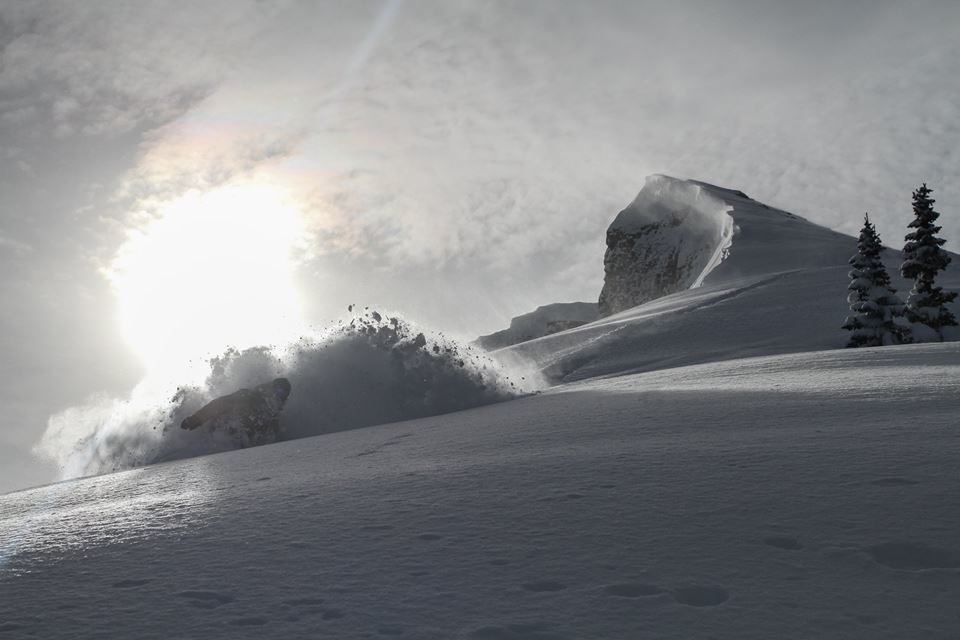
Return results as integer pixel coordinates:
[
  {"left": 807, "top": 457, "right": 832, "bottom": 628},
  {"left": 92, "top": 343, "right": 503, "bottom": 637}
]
[
  {"left": 476, "top": 302, "right": 599, "bottom": 350},
  {"left": 598, "top": 174, "right": 853, "bottom": 315}
]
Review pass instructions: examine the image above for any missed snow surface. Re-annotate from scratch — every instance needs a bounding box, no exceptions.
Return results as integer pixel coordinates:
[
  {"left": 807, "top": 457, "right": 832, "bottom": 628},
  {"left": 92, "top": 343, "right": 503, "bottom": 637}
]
[
  {"left": 2, "top": 344, "right": 960, "bottom": 638},
  {"left": 3, "top": 175, "right": 960, "bottom": 638}
]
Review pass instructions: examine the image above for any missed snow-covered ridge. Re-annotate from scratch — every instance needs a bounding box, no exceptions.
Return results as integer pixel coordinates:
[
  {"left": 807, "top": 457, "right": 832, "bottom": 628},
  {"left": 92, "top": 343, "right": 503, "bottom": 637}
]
[
  {"left": 476, "top": 302, "right": 599, "bottom": 350},
  {"left": 688, "top": 177, "right": 854, "bottom": 285},
  {"left": 599, "top": 174, "right": 853, "bottom": 315},
  {"left": 499, "top": 175, "right": 958, "bottom": 381}
]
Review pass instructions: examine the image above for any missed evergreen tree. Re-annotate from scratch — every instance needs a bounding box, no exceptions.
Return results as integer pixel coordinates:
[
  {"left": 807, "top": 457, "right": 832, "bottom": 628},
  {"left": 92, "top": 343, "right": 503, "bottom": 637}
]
[
  {"left": 901, "top": 183, "right": 957, "bottom": 337},
  {"left": 842, "top": 214, "right": 910, "bottom": 347}
]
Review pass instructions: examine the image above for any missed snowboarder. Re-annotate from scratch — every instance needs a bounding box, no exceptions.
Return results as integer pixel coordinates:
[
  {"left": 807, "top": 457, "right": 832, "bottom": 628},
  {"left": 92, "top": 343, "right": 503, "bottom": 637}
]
[{"left": 181, "top": 378, "right": 292, "bottom": 447}]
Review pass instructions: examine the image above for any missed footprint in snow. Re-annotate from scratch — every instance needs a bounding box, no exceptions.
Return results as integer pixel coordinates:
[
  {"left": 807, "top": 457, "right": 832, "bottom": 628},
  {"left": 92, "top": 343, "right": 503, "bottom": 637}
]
[
  {"left": 603, "top": 583, "right": 665, "bottom": 598},
  {"left": 763, "top": 536, "right": 804, "bottom": 551},
  {"left": 175, "top": 590, "right": 234, "bottom": 609},
  {"left": 229, "top": 617, "right": 268, "bottom": 627},
  {"left": 378, "top": 626, "right": 405, "bottom": 635},
  {"left": 870, "top": 477, "right": 918, "bottom": 487},
  {"left": 521, "top": 580, "right": 567, "bottom": 593},
  {"left": 866, "top": 542, "right": 960, "bottom": 570},
  {"left": 671, "top": 586, "right": 730, "bottom": 607},
  {"left": 418, "top": 533, "right": 443, "bottom": 541},
  {"left": 111, "top": 579, "right": 151, "bottom": 588},
  {"left": 468, "top": 622, "right": 568, "bottom": 639},
  {"left": 282, "top": 597, "right": 324, "bottom": 607}
]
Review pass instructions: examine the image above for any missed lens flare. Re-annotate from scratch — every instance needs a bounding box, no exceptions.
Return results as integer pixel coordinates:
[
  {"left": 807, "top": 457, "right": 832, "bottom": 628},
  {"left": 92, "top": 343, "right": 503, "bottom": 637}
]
[{"left": 109, "top": 184, "right": 307, "bottom": 374}]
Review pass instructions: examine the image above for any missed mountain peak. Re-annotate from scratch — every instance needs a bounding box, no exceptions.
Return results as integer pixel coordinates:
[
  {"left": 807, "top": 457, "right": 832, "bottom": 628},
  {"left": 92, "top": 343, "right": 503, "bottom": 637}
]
[{"left": 599, "top": 175, "right": 853, "bottom": 315}]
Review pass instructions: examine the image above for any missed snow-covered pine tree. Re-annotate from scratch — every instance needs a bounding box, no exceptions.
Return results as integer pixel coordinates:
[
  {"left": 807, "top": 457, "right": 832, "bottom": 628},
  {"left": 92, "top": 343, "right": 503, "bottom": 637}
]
[
  {"left": 900, "top": 183, "right": 957, "bottom": 338},
  {"left": 842, "top": 213, "right": 910, "bottom": 347}
]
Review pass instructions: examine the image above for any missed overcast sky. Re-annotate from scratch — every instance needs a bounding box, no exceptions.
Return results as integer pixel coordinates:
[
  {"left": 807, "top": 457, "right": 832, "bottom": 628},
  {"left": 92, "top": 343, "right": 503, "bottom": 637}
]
[{"left": 2, "top": 0, "right": 959, "bottom": 492}]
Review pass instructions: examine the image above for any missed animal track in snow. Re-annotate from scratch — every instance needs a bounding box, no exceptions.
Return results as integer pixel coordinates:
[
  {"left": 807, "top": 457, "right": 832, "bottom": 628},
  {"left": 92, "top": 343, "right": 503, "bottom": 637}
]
[
  {"left": 763, "top": 536, "right": 803, "bottom": 550},
  {"left": 866, "top": 542, "right": 960, "bottom": 570},
  {"left": 603, "top": 583, "right": 664, "bottom": 598},
  {"left": 671, "top": 586, "right": 729, "bottom": 607}
]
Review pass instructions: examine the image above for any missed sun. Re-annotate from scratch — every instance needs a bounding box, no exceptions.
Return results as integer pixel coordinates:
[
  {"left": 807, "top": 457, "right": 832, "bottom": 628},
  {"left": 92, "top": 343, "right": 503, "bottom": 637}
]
[{"left": 109, "top": 184, "right": 307, "bottom": 375}]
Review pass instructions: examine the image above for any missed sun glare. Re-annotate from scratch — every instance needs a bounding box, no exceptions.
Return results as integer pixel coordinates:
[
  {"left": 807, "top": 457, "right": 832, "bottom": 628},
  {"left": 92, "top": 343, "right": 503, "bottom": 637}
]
[{"left": 110, "top": 184, "right": 307, "bottom": 375}]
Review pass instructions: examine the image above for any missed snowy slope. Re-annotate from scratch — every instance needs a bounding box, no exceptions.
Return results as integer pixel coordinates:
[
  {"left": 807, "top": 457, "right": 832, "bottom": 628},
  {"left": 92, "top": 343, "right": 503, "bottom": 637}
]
[
  {"left": 4, "top": 175, "right": 960, "bottom": 639},
  {"left": 500, "top": 176, "right": 959, "bottom": 381},
  {"left": 2, "top": 343, "right": 960, "bottom": 639}
]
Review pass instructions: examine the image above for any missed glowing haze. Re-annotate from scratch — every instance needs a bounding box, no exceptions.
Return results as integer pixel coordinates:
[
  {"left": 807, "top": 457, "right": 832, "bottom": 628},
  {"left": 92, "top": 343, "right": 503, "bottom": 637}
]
[{"left": 109, "top": 184, "right": 308, "bottom": 372}]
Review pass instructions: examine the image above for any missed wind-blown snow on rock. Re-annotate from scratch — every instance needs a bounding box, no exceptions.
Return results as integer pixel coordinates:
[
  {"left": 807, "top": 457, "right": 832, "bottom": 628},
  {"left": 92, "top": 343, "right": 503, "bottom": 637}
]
[
  {"left": 598, "top": 174, "right": 853, "bottom": 316},
  {"left": 599, "top": 175, "right": 736, "bottom": 315}
]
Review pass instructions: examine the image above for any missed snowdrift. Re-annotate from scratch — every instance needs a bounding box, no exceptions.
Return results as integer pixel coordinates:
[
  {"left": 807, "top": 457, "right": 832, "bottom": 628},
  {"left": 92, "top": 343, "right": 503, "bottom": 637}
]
[{"left": 35, "top": 312, "right": 527, "bottom": 479}]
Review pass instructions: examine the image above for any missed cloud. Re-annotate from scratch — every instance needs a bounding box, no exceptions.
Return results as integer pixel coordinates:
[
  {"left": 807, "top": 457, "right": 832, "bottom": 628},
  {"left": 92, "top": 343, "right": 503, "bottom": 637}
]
[
  {"left": 0, "top": 0, "right": 292, "bottom": 136},
  {"left": 0, "top": 233, "right": 31, "bottom": 253},
  {"left": 6, "top": 0, "right": 960, "bottom": 329}
]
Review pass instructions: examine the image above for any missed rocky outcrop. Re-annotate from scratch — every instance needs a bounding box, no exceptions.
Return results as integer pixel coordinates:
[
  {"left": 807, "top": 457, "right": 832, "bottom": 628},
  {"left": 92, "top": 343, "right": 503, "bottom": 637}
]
[{"left": 598, "top": 175, "right": 735, "bottom": 316}]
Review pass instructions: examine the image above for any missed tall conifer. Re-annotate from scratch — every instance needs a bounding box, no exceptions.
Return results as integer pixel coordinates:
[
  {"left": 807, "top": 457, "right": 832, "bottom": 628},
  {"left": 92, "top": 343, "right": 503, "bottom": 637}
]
[
  {"left": 842, "top": 214, "right": 910, "bottom": 347},
  {"left": 901, "top": 184, "right": 957, "bottom": 338}
]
